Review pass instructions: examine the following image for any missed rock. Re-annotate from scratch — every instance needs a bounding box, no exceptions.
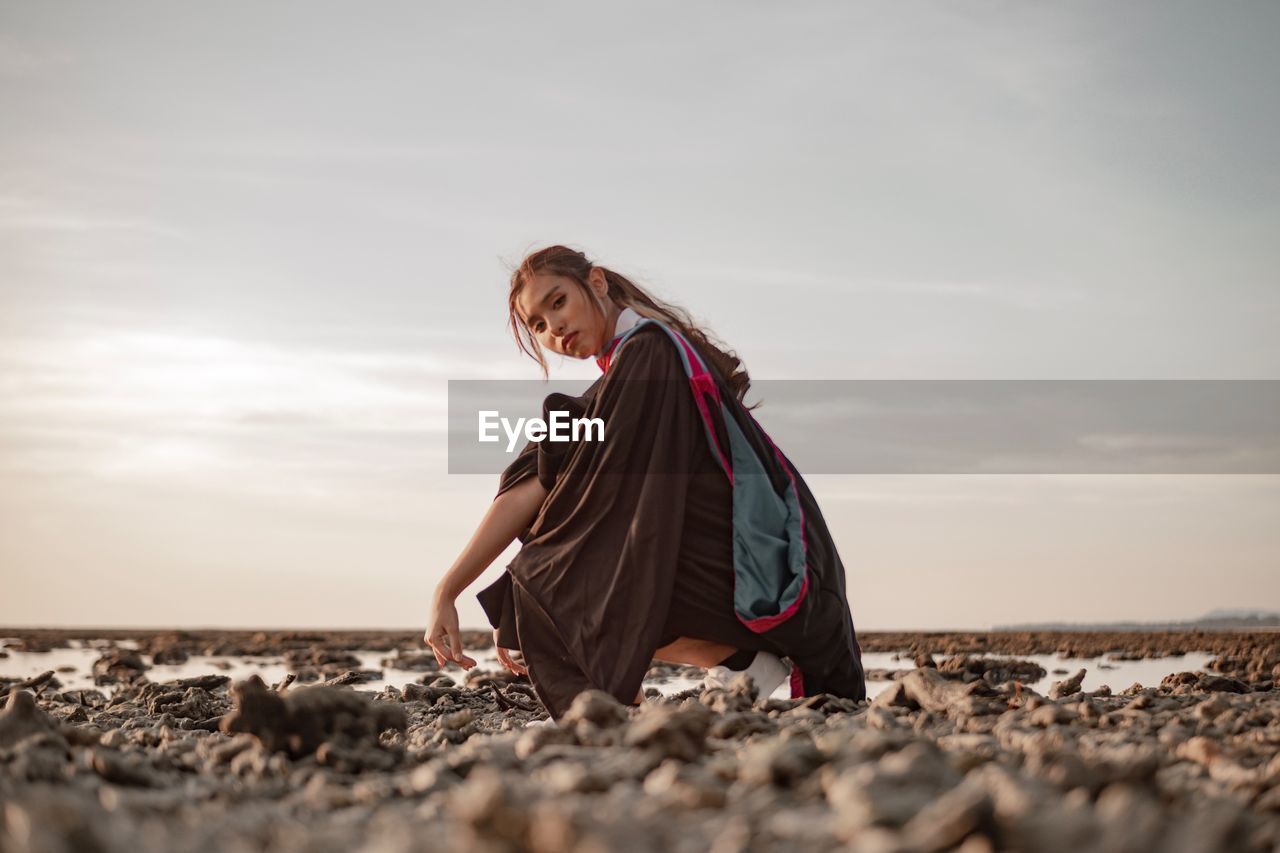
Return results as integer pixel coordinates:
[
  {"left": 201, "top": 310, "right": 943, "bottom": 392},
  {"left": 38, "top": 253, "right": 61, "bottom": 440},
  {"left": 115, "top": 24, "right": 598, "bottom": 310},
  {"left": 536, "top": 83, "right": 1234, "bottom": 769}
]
[
  {"left": 152, "top": 647, "right": 189, "bottom": 665},
  {"left": 380, "top": 651, "right": 440, "bottom": 672},
  {"left": 91, "top": 650, "right": 149, "bottom": 683},
  {"left": 87, "top": 747, "right": 161, "bottom": 787},
  {"left": 871, "top": 681, "right": 910, "bottom": 709},
  {"left": 0, "top": 690, "right": 65, "bottom": 749},
  {"left": 0, "top": 789, "right": 123, "bottom": 851},
  {"left": 1029, "top": 702, "right": 1076, "bottom": 727},
  {"left": 935, "top": 734, "right": 999, "bottom": 772},
  {"left": 1193, "top": 694, "right": 1233, "bottom": 722},
  {"left": 866, "top": 706, "right": 902, "bottom": 731},
  {"left": 900, "top": 668, "right": 995, "bottom": 715},
  {"left": 447, "top": 765, "right": 530, "bottom": 845},
  {"left": 737, "top": 736, "right": 825, "bottom": 787},
  {"left": 1048, "top": 669, "right": 1086, "bottom": 700},
  {"left": 0, "top": 671, "right": 57, "bottom": 700},
  {"left": 1176, "top": 735, "right": 1219, "bottom": 767},
  {"left": 1162, "top": 800, "right": 1251, "bottom": 853},
  {"left": 438, "top": 708, "right": 474, "bottom": 731},
  {"left": 1197, "top": 674, "right": 1251, "bottom": 694},
  {"left": 219, "top": 675, "right": 406, "bottom": 759},
  {"left": 938, "top": 655, "right": 1047, "bottom": 684},
  {"left": 318, "top": 669, "right": 383, "bottom": 686},
  {"left": 283, "top": 648, "right": 362, "bottom": 670},
  {"left": 1093, "top": 783, "right": 1166, "bottom": 851},
  {"left": 624, "top": 703, "right": 712, "bottom": 762},
  {"left": 515, "top": 722, "right": 577, "bottom": 759},
  {"left": 1161, "top": 671, "right": 1200, "bottom": 691},
  {"left": 402, "top": 682, "right": 462, "bottom": 705},
  {"left": 139, "top": 684, "right": 226, "bottom": 720},
  {"left": 900, "top": 775, "right": 993, "bottom": 853},
  {"left": 561, "top": 689, "right": 628, "bottom": 729},
  {"left": 1083, "top": 742, "right": 1160, "bottom": 787},
  {"left": 642, "top": 759, "right": 726, "bottom": 809},
  {"left": 406, "top": 760, "right": 458, "bottom": 795},
  {"left": 708, "top": 711, "right": 776, "bottom": 740},
  {"left": 5, "top": 731, "right": 72, "bottom": 782},
  {"left": 827, "top": 742, "right": 960, "bottom": 833}
]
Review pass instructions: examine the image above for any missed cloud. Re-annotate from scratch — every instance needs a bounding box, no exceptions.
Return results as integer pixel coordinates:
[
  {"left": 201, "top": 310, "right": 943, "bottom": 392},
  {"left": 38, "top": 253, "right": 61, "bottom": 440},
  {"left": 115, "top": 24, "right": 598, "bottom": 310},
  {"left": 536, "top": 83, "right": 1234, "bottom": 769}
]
[
  {"left": 0, "top": 195, "right": 186, "bottom": 238},
  {"left": 745, "top": 380, "right": 1280, "bottom": 474},
  {"left": 0, "top": 33, "right": 75, "bottom": 77},
  {"left": 0, "top": 327, "right": 512, "bottom": 492},
  {"left": 811, "top": 473, "right": 1280, "bottom": 507},
  {"left": 691, "top": 264, "right": 1085, "bottom": 311}
]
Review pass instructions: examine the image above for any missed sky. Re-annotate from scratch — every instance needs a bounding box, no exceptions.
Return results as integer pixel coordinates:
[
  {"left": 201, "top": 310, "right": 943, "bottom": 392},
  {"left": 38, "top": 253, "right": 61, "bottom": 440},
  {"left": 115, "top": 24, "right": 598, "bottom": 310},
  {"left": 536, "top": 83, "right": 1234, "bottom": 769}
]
[{"left": 1, "top": 1, "right": 1277, "bottom": 632}]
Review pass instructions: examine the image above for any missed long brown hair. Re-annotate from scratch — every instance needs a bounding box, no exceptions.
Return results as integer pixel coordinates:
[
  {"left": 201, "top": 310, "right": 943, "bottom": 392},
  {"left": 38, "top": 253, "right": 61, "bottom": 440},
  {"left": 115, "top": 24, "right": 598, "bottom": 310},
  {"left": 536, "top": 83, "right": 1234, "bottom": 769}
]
[{"left": 507, "top": 245, "right": 758, "bottom": 410}]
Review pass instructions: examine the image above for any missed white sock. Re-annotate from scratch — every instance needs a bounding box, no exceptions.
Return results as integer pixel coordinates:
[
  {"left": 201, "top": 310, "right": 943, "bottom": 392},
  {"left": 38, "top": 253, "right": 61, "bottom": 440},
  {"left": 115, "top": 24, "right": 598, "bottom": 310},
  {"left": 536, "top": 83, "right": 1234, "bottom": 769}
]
[{"left": 741, "top": 651, "right": 790, "bottom": 698}]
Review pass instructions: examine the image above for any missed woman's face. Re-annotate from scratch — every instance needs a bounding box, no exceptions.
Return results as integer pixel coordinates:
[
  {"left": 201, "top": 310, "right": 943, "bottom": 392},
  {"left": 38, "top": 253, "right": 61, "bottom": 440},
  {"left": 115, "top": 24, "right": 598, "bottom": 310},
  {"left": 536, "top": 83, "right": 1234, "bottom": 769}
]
[{"left": 515, "top": 270, "right": 614, "bottom": 359}]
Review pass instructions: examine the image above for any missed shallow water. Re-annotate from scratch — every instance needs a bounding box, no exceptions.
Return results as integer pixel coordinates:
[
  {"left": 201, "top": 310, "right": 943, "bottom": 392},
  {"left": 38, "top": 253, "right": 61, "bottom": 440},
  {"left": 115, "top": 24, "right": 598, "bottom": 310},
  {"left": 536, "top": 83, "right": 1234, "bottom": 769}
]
[
  {"left": 0, "top": 640, "right": 1217, "bottom": 702},
  {"left": 860, "top": 650, "right": 1219, "bottom": 700},
  {"left": 0, "top": 642, "right": 437, "bottom": 696}
]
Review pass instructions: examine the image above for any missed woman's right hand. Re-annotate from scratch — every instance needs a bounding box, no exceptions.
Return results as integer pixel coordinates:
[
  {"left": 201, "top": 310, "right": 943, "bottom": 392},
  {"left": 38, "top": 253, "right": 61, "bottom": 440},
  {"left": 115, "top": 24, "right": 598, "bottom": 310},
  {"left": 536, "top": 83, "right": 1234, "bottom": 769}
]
[
  {"left": 424, "top": 594, "right": 477, "bottom": 670},
  {"left": 494, "top": 629, "right": 528, "bottom": 676}
]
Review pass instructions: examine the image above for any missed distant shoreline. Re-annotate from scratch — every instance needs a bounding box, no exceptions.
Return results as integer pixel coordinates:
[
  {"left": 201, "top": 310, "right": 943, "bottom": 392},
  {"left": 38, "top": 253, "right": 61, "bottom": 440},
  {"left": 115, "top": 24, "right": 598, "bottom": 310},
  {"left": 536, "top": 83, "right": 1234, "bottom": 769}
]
[{"left": 3, "top": 626, "right": 1275, "bottom": 661}]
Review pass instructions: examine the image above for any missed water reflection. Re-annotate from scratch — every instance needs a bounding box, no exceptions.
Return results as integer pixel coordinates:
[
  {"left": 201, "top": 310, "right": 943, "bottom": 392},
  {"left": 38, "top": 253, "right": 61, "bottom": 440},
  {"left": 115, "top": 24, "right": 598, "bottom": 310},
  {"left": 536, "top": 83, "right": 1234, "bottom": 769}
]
[{"left": 1, "top": 640, "right": 1217, "bottom": 702}]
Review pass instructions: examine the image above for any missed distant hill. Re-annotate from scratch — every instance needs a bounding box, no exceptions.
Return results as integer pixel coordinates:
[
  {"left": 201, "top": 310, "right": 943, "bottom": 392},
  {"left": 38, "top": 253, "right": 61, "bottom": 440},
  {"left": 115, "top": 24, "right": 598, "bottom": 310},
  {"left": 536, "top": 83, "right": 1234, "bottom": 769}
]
[
  {"left": 1200, "top": 608, "right": 1280, "bottom": 622},
  {"left": 994, "top": 610, "right": 1280, "bottom": 632}
]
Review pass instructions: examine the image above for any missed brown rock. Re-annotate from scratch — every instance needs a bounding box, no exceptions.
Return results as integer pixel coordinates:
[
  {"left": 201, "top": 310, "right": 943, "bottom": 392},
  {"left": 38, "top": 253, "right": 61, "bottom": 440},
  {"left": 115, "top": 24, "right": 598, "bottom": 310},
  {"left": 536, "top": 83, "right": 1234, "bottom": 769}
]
[
  {"left": 624, "top": 703, "right": 712, "bottom": 762},
  {"left": 219, "top": 675, "right": 406, "bottom": 759},
  {"left": 901, "top": 775, "right": 994, "bottom": 853},
  {"left": 1048, "top": 669, "right": 1086, "bottom": 700},
  {"left": 0, "top": 691, "right": 65, "bottom": 749},
  {"left": 91, "top": 650, "right": 149, "bottom": 683},
  {"left": 561, "top": 689, "right": 628, "bottom": 730}
]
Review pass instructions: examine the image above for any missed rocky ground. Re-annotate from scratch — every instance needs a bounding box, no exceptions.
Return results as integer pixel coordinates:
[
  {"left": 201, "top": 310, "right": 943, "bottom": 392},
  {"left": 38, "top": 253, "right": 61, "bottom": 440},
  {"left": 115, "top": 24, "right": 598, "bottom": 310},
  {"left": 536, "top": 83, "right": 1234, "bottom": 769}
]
[{"left": 1, "top": 629, "right": 1278, "bottom": 852}]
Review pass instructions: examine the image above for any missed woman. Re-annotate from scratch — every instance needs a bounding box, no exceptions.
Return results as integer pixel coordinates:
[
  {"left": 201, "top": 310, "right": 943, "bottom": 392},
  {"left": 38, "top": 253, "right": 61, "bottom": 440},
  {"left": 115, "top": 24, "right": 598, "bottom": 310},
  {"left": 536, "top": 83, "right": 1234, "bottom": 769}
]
[{"left": 424, "top": 245, "right": 865, "bottom": 720}]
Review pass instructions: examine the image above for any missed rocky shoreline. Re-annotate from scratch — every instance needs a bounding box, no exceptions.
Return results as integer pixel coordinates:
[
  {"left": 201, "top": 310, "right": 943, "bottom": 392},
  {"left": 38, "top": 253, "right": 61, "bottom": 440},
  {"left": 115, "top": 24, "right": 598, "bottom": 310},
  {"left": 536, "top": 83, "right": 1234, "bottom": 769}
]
[{"left": 2, "top": 629, "right": 1277, "bottom": 852}]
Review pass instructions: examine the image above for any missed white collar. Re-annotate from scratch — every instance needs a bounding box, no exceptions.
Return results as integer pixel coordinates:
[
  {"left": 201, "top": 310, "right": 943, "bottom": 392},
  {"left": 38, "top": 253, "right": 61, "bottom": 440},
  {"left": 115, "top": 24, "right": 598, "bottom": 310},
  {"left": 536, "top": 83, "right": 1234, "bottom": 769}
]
[{"left": 595, "top": 306, "right": 642, "bottom": 357}]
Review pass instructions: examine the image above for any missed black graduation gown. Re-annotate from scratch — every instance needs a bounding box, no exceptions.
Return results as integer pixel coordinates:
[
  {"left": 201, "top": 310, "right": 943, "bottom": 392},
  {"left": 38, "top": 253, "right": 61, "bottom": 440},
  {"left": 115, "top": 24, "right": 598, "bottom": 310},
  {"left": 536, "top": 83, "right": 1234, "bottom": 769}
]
[{"left": 477, "top": 324, "right": 865, "bottom": 720}]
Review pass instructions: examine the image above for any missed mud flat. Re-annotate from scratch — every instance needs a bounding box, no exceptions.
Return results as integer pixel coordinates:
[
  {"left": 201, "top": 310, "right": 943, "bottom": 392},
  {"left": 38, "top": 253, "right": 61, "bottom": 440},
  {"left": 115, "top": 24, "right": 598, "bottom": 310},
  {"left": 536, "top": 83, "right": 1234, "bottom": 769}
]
[{"left": 1, "top": 629, "right": 1277, "bottom": 852}]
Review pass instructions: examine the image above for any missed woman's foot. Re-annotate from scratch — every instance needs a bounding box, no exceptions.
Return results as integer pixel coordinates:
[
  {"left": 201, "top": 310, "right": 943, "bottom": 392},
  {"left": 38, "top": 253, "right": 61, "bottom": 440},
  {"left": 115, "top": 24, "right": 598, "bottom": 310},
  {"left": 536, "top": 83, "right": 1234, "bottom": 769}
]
[{"left": 702, "top": 651, "right": 790, "bottom": 698}]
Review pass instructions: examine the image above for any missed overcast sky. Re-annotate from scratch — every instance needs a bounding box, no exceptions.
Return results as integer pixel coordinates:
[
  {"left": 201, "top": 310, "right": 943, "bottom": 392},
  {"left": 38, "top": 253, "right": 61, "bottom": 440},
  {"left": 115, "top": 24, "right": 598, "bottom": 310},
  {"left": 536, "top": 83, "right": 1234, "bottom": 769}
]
[{"left": 2, "top": 1, "right": 1277, "bottom": 631}]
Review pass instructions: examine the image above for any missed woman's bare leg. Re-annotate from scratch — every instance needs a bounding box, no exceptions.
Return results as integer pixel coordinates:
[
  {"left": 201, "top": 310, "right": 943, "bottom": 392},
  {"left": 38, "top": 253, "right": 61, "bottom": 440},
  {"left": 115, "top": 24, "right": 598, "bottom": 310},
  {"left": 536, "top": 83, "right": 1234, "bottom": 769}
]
[
  {"left": 630, "top": 638, "right": 740, "bottom": 705},
  {"left": 653, "top": 636, "right": 737, "bottom": 668}
]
